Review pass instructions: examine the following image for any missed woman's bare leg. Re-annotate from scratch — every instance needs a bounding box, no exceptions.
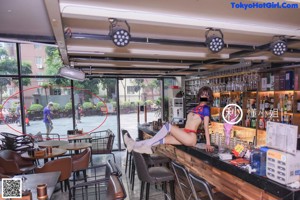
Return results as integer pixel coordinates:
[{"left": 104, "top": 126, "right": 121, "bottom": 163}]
[
  {"left": 164, "top": 135, "right": 182, "bottom": 145},
  {"left": 167, "top": 126, "right": 197, "bottom": 146}
]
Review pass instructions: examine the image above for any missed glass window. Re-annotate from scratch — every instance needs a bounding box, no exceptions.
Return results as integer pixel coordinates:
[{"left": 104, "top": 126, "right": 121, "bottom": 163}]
[
  {"left": 34, "top": 44, "right": 41, "bottom": 49},
  {"left": 0, "top": 42, "right": 18, "bottom": 75},
  {"left": 74, "top": 78, "right": 118, "bottom": 149},
  {"left": 35, "top": 57, "right": 43, "bottom": 69},
  {"left": 119, "top": 78, "right": 162, "bottom": 145},
  {"left": 23, "top": 78, "right": 73, "bottom": 139},
  {"left": 21, "top": 44, "right": 62, "bottom": 76},
  {"left": 0, "top": 79, "right": 21, "bottom": 134}
]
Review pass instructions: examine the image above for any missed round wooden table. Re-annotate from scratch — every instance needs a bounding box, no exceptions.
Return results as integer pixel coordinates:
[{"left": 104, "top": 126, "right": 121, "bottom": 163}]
[
  {"left": 68, "top": 134, "right": 92, "bottom": 143},
  {"left": 38, "top": 140, "right": 69, "bottom": 148},
  {"left": 61, "top": 142, "right": 92, "bottom": 151},
  {"left": 21, "top": 148, "right": 67, "bottom": 161}
]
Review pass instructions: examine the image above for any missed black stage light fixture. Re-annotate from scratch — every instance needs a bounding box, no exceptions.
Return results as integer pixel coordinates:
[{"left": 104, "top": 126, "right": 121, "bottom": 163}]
[
  {"left": 270, "top": 36, "right": 287, "bottom": 56},
  {"left": 205, "top": 28, "right": 225, "bottom": 53},
  {"left": 109, "top": 18, "right": 131, "bottom": 47}
]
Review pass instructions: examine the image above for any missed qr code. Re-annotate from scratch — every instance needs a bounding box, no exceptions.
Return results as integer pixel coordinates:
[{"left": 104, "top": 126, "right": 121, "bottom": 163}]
[{"left": 1, "top": 178, "right": 22, "bottom": 198}]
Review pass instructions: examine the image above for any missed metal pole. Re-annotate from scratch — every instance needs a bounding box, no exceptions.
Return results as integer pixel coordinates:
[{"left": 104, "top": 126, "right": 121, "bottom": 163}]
[
  {"left": 116, "top": 78, "right": 121, "bottom": 150},
  {"left": 16, "top": 43, "right": 26, "bottom": 134},
  {"left": 71, "top": 80, "right": 76, "bottom": 130}
]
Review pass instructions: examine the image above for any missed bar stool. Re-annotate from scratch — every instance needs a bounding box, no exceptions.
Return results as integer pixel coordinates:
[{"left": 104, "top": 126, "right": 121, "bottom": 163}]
[
  {"left": 132, "top": 151, "right": 175, "bottom": 200},
  {"left": 122, "top": 129, "right": 171, "bottom": 191},
  {"left": 171, "top": 161, "right": 194, "bottom": 200},
  {"left": 188, "top": 172, "right": 233, "bottom": 200}
]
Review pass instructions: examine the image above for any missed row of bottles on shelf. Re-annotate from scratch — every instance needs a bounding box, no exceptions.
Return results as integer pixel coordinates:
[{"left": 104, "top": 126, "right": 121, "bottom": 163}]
[
  {"left": 213, "top": 94, "right": 243, "bottom": 108},
  {"left": 244, "top": 109, "right": 293, "bottom": 129},
  {"left": 257, "top": 94, "right": 295, "bottom": 112}
]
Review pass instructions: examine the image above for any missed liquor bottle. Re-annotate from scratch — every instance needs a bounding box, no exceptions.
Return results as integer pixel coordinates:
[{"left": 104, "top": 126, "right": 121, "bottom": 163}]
[
  {"left": 277, "top": 94, "right": 282, "bottom": 110},
  {"left": 245, "top": 114, "right": 250, "bottom": 127},
  {"left": 289, "top": 115, "right": 293, "bottom": 125},
  {"left": 264, "top": 95, "right": 270, "bottom": 110},
  {"left": 297, "top": 100, "right": 300, "bottom": 113},
  {"left": 286, "top": 93, "right": 292, "bottom": 112},
  {"left": 251, "top": 117, "right": 256, "bottom": 128},
  {"left": 260, "top": 99, "right": 264, "bottom": 111},
  {"left": 270, "top": 97, "right": 274, "bottom": 110},
  {"left": 284, "top": 94, "right": 288, "bottom": 112},
  {"left": 246, "top": 99, "right": 250, "bottom": 109},
  {"left": 258, "top": 112, "right": 265, "bottom": 129}
]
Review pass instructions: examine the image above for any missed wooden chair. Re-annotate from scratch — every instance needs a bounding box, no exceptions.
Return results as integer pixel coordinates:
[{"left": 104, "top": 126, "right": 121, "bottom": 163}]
[
  {"left": 71, "top": 148, "right": 91, "bottom": 185},
  {"left": 0, "top": 150, "right": 35, "bottom": 176},
  {"left": 35, "top": 157, "right": 72, "bottom": 193},
  {"left": 90, "top": 129, "right": 115, "bottom": 162}
]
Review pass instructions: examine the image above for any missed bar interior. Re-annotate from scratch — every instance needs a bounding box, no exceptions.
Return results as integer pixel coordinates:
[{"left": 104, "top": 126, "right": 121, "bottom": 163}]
[{"left": 0, "top": 0, "right": 300, "bottom": 200}]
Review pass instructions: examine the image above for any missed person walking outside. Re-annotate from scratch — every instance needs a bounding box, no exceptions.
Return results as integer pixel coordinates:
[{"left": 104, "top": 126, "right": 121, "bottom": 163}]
[{"left": 43, "top": 102, "right": 53, "bottom": 139}]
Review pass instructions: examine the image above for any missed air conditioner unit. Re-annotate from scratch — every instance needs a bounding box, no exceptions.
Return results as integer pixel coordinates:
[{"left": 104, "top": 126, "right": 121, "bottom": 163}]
[{"left": 59, "top": 66, "right": 85, "bottom": 81}]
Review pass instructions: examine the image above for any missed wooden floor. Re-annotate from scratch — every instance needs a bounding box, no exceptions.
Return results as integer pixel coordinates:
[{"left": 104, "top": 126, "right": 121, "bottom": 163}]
[{"left": 51, "top": 150, "right": 167, "bottom": 200}]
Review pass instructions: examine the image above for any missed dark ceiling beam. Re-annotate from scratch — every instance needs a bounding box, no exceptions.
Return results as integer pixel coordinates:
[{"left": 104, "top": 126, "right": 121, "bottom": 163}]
[
  {"left": 0, "top": 34, "right": 56, "bottom": 44},
  {"left": 70, "top": 33, "right": 253, "bottom": 50},
  {"left": 69, "top": 56, "right": 240, "bottom": 66}
]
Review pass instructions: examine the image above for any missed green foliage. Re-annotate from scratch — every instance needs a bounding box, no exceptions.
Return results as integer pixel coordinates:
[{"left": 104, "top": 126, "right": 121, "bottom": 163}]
[
  {"left": 145, "top": 100, "right": 153, "bottom": 105},
  {"left": 0, "top": 104, "right": 2, "bottom": 109},
  {"left": 29, "top": 104, "right": 43, "bottom": 112},
  {"left": 99, "top": 79, "right": 116, "bottom": 99},
  {"left": 52, "top": 103, "right": 61, "bottom": 111},
  {"left": 45, "top": 47, "right": 63, "bottom": 76},
  {"left": 41, "top": 82, "right": 50, "bottom": 89},
  {"left": 96, "top": 101, "right": 105, "bottom": 109},
  {"left": 120, "top": 101, "right": 132, "bottom": 109},
  {"left": 135, "top": 100, "right": 144, "bottom": 106},
  {"left": 82, "top": 102, "right": 93, "bottom": 110},
  {"left": 109, "top": 101, "right": 117, "bottom": 108},
  {"left": 64, "top": 102, "right": 72, "bottom": 111},
  {"left": 0, "top": 48, "right": 8, "bottom": 57}
]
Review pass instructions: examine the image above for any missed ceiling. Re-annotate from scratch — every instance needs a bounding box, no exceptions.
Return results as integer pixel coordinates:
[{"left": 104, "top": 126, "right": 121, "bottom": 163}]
[{"left": 1, "top": 0, "right": 300, "bottom": 77}]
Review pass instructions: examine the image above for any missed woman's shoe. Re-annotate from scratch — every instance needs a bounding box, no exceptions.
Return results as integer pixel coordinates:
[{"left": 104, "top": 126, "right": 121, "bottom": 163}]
[{"left": 124, "top": 133, "right": 135, "bottom": 152}]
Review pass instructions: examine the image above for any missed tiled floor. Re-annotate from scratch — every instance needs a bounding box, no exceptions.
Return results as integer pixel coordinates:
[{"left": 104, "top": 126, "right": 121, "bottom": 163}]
[{"left": 51, "top": 151, "right": 167, "bottom": 200}]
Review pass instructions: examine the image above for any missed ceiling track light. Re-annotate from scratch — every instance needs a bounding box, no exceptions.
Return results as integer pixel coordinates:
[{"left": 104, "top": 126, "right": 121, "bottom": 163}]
[
  {"left": 59, "top": 66, "right": 85, "bottom": 82},
  {"left": 109, "top": 18, "right": 131, "bottom": 47},
  {"left": 270, "top": 36, "right": 287, "bottom": 56},
  {"left": 205, "top": 28, "right": 225, "bottom": 53}
]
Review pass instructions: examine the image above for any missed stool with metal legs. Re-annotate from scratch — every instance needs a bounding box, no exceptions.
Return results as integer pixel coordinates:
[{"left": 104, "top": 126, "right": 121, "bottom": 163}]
[
  {"left": 123, "top": 129, "right": 171, "bottom": 191},
  {"left": 132, "top": 151, "right": 175, "bottom": 200},
  {"left": 188, "top": 172, "right": 233, "bottom": 200},
  {"left": 171, "top": 161, "right": 194, "bottom": 200}
]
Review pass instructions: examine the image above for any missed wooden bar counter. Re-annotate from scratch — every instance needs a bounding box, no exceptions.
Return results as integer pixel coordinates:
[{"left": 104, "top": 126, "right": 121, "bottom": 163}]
[{"left": 138, "top": 124, "right": 300, "bottom": 200}]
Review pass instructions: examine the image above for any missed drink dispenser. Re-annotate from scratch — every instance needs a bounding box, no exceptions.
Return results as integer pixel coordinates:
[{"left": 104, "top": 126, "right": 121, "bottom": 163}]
[{"left": 250, "top": 147, "right": 268, "bottom": 176}]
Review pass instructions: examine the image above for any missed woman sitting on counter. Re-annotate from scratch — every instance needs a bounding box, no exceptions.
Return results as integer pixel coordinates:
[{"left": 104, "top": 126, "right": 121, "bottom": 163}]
[{"left": 124, "top": 86, "right": 214, "bottom": 154}]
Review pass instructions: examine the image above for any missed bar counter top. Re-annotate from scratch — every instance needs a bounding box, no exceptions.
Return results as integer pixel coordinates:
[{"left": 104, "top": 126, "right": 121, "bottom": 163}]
[{"left": 138, "top": 124, "right": 300, "bottom": 200}]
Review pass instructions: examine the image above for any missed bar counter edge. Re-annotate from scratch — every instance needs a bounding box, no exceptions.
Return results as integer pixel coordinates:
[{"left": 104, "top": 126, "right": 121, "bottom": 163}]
[{"left": 138, "top": 124, "right": 300, "bottom": 200}]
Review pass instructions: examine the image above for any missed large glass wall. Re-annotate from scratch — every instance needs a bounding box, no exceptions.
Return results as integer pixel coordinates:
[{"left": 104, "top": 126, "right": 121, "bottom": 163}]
[
  {"left": 0, "top": 42, "right": 170, "bottom": 150},
  {"left": 74, "top": 79, "right": 118, "bottom": 148},
  {"left": 119, "top": 78, "right": 162, "bottom": 146},
  {"left": 22, "top": 78, "right": 73, "bottom": 139}
]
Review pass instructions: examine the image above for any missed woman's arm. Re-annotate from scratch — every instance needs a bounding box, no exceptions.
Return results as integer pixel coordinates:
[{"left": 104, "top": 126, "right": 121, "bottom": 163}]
[{"left": 203, "top": 116, "right": 214, "bottom": 152}]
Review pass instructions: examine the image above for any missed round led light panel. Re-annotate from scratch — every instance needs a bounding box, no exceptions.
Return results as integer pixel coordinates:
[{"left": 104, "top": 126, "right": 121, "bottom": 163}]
[
  {"left": 206, "top": 35, "right": 224, "bottom": 53},
  {"left": 111, "top": 29, "right": 131, "bottom": 47},
  {"left": 271, "top": 40, "right": 287, "bottom": 56}
]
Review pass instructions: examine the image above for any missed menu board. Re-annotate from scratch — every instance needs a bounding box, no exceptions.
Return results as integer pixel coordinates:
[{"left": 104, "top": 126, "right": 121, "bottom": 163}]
[{"left": 266, "top": 121, "right": 298, "bottom": 155}]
